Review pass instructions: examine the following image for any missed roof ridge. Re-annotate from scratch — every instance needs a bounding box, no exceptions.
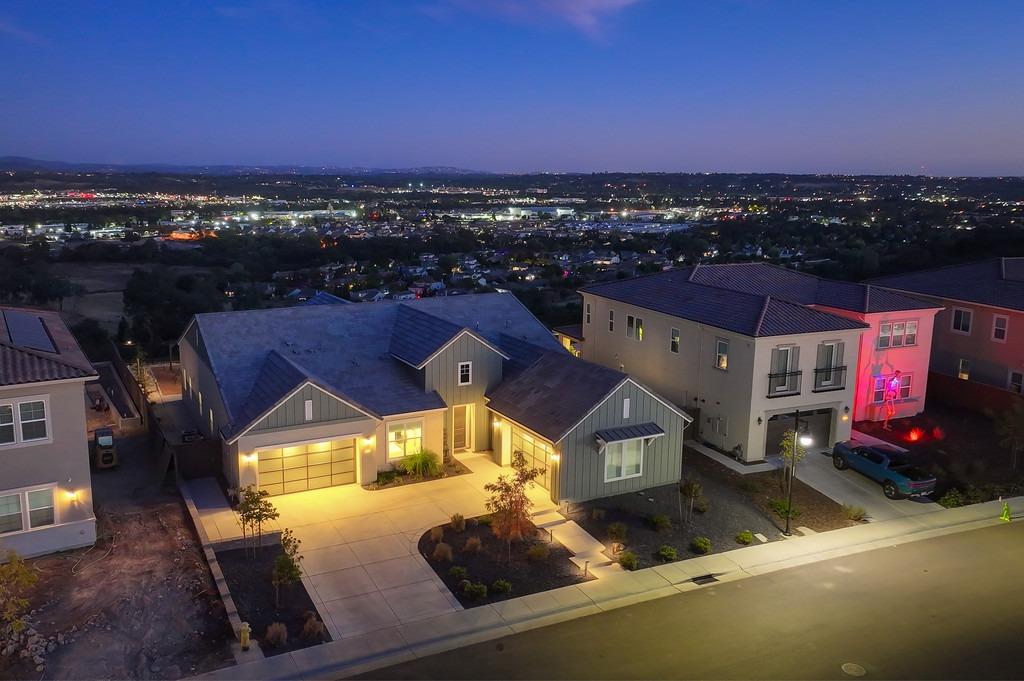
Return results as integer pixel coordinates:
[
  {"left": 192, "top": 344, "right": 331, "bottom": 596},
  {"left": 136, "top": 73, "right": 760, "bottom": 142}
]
[
  {"left": 688, "top": 263, "right": 699, "bottom": 282},
  {"left": 0, "top": 338, "right": 95, "bottom": 376},
  {"left": 754, "top": 295, "right": 772, "bottom": 336}
]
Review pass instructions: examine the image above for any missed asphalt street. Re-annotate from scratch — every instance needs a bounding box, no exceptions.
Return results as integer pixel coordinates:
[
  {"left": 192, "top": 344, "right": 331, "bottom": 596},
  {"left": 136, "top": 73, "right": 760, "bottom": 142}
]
[{"left": 358, "top": 522, "right": 1024, "bottom": 680}]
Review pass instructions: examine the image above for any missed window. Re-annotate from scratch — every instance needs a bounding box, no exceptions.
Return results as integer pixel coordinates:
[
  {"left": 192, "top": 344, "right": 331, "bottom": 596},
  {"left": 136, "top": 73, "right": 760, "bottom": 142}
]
[
  {"left": 608, "top": 310, "right": 614, "bottom": 332},
  {"left": 18, "top": 401, "right": 47, "bottom": 441},
  {"left": 819, "top": 341, "right": 839, "bottom": 386},
  {"left": 993, "top": 315, "right": 1008, "bottom": 343},
  {"left": 585, "top": 303, "right": 591, "bottom": 325},
  {"left": 0, "top": 486, "right": 56, "bottom": 535},
  {"left": 622, "top": 398, "right": 630, "bottom": 420},
  {"left": 626, "top": 315, "right": 634, "bottom": 338},
  {"left": 635, "top": 317, "right": 643, "bottom": 341},
  {"left": 878, "top": 320, "right": 918, "bottom": 349},
  {"left": 872, "top": 374, "right": 912, "bottom": 403},
  {"left": 958, "top": 359, "right": 970, "bottom": 380},
  {"left": 304, "top": 399, "right": 313, "bottom": 422},
  {"left": 1009, "top": 371, "right": 1023, "bottom": 394},
  {"left": 604, "top": 439, "right": 644, "bottom": 482},
  {"left": 952, "top": 308, "right": 972, "bottom": 334},
  {"left": 0, "top": 406, "right": 13, "bottom": 445},
  {"left": 715, "top": 339, "right": 729, "bottom": 370},
  {"left": 387, "top": 420, "right": 423, "bottom": 460},
  {"left": 670, "top": 328, "right": 680, "bottom": 354},
  {"left": 625, "top": 315, "right": 644, "bottom": 341},
  {"left": 457, "top": 361, "right": 472, "bottom": 386}
]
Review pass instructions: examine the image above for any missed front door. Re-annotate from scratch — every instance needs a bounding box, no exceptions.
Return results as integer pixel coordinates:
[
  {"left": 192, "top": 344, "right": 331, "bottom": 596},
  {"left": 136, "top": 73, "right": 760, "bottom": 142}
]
[{"left": 453, "top": 405, "right": 469, "bottom": 451}]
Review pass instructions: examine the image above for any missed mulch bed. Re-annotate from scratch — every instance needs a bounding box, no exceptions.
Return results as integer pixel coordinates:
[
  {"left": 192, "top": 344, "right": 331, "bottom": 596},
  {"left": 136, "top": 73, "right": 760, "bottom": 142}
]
[
  {"left": 418, "top": 517, "right": 592, "bottom": 608},
  {"left": 365, "top": 457, "right": 472, "bottom": 490},
  {"left": 215, "top": 539, "right": 331, "bottom": 656},
  {"left": 568, "top": 449, "right": 855, "bottom": 571}
]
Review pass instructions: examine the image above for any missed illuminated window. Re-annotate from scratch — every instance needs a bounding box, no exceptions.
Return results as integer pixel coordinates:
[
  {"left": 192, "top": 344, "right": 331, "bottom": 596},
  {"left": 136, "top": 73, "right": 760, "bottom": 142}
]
[
  {"left": 872, "top": 374, "right": 912, "bottom": 403},
  {"left": 957, "top": 359, "right": 970, "bottom": 380},
  {"left": 952, "top": 308, "right": 972, "bottom": 334},
  {"left": 604, "top": 439, "right": 644, "bottom": 482},
  {"left": 388, "top": 420, "right": 423, "bottom": 460},
  {"left": 458, "top": 362, "right": 472, "bottom": 386},
  {"left": 626, "top": 315, "right": 643, "bottom": 340},
  {"left": 670, "top": 328, "right": 680, "bottom": 354},
  {"left": 879, "top": 320, "right": 918, "bottom": 349},
  {"left": 715, "top": 339, "right": 729, "bottom": 370},
  {"left": 636, "top": 317, "right": 643, "bottom": 341},
  {"left": 992, "top": 315, "right": 1008, "bottom": 342},
  {"left": 304, "top": 399, "right": 313, "bottom": 421}
]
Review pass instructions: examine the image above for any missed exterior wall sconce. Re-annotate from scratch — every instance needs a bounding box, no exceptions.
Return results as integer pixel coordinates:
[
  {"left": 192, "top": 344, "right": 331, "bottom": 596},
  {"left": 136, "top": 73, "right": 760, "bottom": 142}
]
[
  {"left": 757, "top": 417, "right": 763, "bottom": 425},
  {"left": 549, "top": 454, "right": 561, "bottom": 462},
  {"left": 841, "top": 406, "right": 850, "bottom": 421},
  {"left": 65, "top": 489, "right": 80, "bottom": 502},
  {"left": 493, "top": 419, "right": 502, "bottom": 428},
  {"left": 242, "top": 452, "right": 258, "bottom": 462}
]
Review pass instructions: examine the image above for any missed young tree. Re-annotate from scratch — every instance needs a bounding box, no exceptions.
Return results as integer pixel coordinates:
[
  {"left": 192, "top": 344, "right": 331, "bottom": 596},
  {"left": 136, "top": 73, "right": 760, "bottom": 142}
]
[
  {"left": 484, "top": 451, "right": 543, "bottom": 563},
  {"left": 271, "top": 529, "right": 303, "bottom": 609},
  {"left": 779, "top": 428, "right": 809, "bottom": 535},
  {"left": 992, "top": 399, "right": 1024, "bottom": 471},
  {"left": 679, "top": 477, "right": 702, "bottom": 525},
  {"left": 0, "top": 551, "right": 38, "bottom": 635},
  {"left": 238, "top": 485, "right": 280, "bottom": 557}
]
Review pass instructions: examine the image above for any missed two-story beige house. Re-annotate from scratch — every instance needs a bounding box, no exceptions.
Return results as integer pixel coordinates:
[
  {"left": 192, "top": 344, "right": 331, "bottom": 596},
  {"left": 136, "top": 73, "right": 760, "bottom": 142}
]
[
  {"left": 872, "top": 257, "right": 1024, "bottom": 411},
  {"left": 576, "top": 264, "right": 940, "bottom": 462},
  {"left": 0, "top": 307, "right": 97, "bottom": 558}
]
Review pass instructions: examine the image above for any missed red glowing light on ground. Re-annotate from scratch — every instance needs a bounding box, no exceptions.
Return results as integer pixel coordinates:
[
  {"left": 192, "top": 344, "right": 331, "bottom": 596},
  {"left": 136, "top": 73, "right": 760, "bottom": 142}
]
[
  {"left": 931, "top": 426, "right": 946, "bottom": 440},
  {"left": 906, "top": 427, "right": 925, "bottom": 442}
]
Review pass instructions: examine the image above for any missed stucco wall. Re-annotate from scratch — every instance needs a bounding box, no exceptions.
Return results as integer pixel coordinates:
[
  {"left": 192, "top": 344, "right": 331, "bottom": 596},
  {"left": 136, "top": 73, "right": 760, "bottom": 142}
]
[{"left": 929, "top": 301, "right": 1023, "bottom": 392}]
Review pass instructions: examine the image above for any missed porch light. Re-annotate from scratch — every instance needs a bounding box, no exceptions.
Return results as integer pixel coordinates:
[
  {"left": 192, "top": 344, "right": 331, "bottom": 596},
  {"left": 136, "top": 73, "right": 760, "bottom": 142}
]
[
  {"left": 549, "top": 454, "right": 560, "bottom": 462},
  {"left": 799, "top": 434, "right": 813, "bottom": 448},
  {"left": 242, "top": 452, "right": 258, "bottom": 462},
  {"left": 493, "top": 419, "right": 502, "bottom": 428},
  {"left": 361, "top": 436, "right": 375, "bottom": 447},
  {"left": 64, "top": 489, "right": 79, "bottom": 502}
]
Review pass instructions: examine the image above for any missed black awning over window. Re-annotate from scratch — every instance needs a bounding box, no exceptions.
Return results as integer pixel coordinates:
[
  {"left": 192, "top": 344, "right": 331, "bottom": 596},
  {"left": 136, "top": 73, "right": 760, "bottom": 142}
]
[{"left": 595, "top": 422, "right": 665, "bottom": 445}]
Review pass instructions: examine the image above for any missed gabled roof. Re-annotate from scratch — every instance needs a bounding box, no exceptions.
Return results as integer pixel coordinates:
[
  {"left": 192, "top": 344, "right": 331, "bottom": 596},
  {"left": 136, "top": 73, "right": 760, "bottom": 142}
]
[
  {"left": 869, "top": 257, "right": 1024, "bottom": 312},
  {"left": 301, "top": 291, "right": 351, "bottom": 306},
  {"left": 486, "top": 352, "right": 628, "bottom": 442},
  {"left": 0, "top": 307, "right": 96, "bottom": 387},
  {"left": 581, "top": 269, "right": 867, "bottom": 338},
  {"left": 388, "top": 305, "right": 464, "bottom": 367}
]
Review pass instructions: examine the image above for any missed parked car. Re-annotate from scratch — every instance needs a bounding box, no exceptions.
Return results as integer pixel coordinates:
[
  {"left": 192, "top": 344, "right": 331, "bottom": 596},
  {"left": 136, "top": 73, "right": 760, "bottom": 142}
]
[{"left": 832, "top": 441, "right": 936, "bottom": 499}]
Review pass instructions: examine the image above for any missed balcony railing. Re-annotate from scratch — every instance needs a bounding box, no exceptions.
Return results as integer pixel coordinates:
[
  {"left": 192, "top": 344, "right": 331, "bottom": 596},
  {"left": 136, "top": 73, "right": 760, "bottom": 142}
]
[
  {"left": 812, "top": 366, "right": 847, "bottom": 392},
  {"left": 767, "top": 370, "right": 802, "bottom": 398}
]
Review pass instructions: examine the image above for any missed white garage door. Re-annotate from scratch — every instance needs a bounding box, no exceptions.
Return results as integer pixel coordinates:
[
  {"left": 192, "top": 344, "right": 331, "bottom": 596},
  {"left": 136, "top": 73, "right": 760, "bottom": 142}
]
[{"left": 257, "top": 438, "right": 356, "bottom": 496}]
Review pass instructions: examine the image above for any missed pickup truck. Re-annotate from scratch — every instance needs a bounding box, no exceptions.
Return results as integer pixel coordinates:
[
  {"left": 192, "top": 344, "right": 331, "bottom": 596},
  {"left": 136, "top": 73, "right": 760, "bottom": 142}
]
[{"left": 832, "top": 441, "right": 937, "bottom": 499}]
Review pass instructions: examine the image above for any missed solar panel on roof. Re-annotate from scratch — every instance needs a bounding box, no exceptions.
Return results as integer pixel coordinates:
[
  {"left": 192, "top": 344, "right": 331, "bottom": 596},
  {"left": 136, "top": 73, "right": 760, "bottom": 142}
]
[{"left": 4, "top": 310, "right": 56, "bottom": 353}]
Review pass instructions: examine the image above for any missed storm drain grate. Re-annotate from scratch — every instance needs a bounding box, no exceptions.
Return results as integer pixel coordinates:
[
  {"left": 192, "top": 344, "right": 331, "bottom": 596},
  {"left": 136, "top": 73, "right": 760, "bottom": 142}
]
[{"left": 691, "top": 574, "right": 718, "bottom": 585}]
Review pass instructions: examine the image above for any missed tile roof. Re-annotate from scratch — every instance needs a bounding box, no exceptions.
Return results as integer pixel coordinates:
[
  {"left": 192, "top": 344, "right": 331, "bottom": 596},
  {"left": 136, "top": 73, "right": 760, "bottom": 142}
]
[
  {"left": 0, "top": 307, "right": 95, "bottom": 387},
  {"left": 301, "top": 291, "right": 351, "bottom": 306},
  {"left": 581, "top": 269, "right": 868, "bottom": 337},
  {"left": 486, "top": 352, "right": 627, "bottom": 442},
  {"left": 869, "top": 257, "right": 1024, "bottom": 312},
  {"left": 190, "top": 293, "right": 563, "bottom": 437},
  {"left": 595, "top": 422, "right": 665, "bottom": 444}
]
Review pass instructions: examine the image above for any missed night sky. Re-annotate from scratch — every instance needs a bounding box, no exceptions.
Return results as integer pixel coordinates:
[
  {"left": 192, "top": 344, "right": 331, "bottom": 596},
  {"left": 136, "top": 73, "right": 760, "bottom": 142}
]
[{"left": 2, "top": 0, "right": 1022, "bottom": 175}]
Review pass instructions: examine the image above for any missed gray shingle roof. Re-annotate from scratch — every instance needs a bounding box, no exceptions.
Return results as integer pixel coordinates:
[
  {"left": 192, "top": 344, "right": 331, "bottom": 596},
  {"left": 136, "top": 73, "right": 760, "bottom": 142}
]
[
  {"left": 595, "top": 422, "right": 664, "bottom": 444},
  {"left": 389, "top": 305, "right": 464, "bottom": 367},
  {"left": 582, "top": 269, "right": 867, "bottom": 337},
  {"left": 870, "top": 258, "right": 1024, "bottom": 312},
  {"left": 302, "top": 291, "right": 351, "bottom": 306},
  {"left": 190, "top": 293, "right": 563, "bottom": 437},
  {"left": 486, "top": 352, "right": 627, "bottom": 442},
  {"left": 0, "top": 307, "right": 95, "bottom": 387}
]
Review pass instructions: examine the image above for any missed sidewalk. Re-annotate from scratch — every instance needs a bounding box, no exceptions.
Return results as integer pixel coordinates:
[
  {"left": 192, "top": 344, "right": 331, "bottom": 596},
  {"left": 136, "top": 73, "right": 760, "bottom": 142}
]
[{"left": 197, "top": 496, "right": 1023, "bottom": 680}]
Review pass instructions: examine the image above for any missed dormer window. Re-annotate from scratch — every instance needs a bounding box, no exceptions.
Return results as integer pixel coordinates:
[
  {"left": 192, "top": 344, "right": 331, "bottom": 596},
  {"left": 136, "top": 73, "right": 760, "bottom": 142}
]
[{"left": 458, "top": 361, "right": 472, "bottom": 386}]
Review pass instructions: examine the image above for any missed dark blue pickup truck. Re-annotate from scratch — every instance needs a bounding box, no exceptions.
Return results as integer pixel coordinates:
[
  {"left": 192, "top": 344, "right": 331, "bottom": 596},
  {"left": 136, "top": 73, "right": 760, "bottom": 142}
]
[{"left": 832, "top": 441, "right": 937, "bottom": 499}]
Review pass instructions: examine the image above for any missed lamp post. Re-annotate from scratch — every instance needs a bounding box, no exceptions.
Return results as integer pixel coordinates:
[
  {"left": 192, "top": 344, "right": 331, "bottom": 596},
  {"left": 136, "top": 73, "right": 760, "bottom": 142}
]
[{"left": 784, "top": 408, "right": 814, "bottom": 537}]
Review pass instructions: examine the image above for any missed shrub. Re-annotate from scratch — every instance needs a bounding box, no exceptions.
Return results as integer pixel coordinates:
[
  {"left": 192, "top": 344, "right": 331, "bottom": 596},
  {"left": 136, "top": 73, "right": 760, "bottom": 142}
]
[
  {"left": 694, "top": 496, "right": 710, "bottom": 514},
  {"left": 526, "top": 543, "right": 550, "bottom": 562},
  {"left": 656, "top": 544, "right": 678, "bottom": 561},
  {"left": 690, "top": 536, "right": 712, "bottom": 554},
  {"left": 450, "top": 513, "right": 466, "bottom": 532},
  {"left": 591, "top": 507, "right": 607, "bottom": 520},
  {"left": 300, "top": 612, "right": 327, "bottom": 642},
  {"left": 478, "top": 514, "right": 494, "bottom": 527},
  {"left": 264, "top": 622, "right": 288, "bottom": 648},
  {"left": 491, "top": 578, "right": 512, "bottom": 594},
  {"left": 399, "top": 449, "right": 442, "bottom": 478},
  {"left": 618, "top": 550, "right": 639, "bottom": 570},
  {"left": 448, "top": 565, "right": 468, "bottom": 580},
  {"left": 376, "top": 470, "right": 398, "bottom": 486},
  {"left": 769, "top": 499, "right": 801, "bottom": 519},
  {"left": 463, "top": 535, "right": 482, "bottom": 553},
  {"left": 462, "top": 581, "right": 488, "bottom": 601},
  {"left": 648, "top": 514, "right": 672, "bottom": 532},
  {"left": 735, "top": 530, "right": 754, "bottom": 545},
  {"left": 607, "top": 522, "right": 628, "bottom": 542},
  {"left": 842, "top": 504, "right": 868, "bottom": 522},
  {"left": 938, "top": 488, "right": 966, "bottom": 508},
  {"left": 965, "top": 486, "right": 987, "bottom": 505},
  {"left": 432, "top": 542, "right": 453, "bottom": 562},
  {"left": 430, "top": 526, "right": 444, "bottom": 542}
]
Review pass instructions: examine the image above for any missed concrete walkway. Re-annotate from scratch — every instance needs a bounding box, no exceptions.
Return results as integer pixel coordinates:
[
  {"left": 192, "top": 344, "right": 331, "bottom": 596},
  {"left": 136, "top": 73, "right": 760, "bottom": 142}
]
[{"left": 197, "top": 495, "right": 1023, "bottom": 680}]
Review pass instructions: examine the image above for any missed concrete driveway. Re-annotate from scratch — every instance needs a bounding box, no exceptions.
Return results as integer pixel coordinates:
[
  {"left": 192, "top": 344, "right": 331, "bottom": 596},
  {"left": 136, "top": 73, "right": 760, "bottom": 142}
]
[{"left": 799, "top": 448, "right": 942, "bottom": 521}]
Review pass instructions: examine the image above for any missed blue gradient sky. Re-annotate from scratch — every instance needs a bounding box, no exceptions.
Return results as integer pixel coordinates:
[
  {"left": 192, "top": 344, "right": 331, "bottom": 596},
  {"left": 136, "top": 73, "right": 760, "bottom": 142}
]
[{"left": 2, "top": 0, "right": 1022, "bottom": 174}]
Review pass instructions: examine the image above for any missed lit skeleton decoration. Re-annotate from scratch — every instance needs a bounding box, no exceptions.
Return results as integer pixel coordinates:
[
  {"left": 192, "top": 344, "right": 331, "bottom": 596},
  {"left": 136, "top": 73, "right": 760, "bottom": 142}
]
[{"left": 882, "top": 370, "right": 902, "bottom": 431}]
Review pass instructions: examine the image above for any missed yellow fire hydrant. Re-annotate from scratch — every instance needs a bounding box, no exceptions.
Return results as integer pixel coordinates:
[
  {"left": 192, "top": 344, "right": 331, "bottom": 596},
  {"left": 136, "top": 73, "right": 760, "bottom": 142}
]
[{"left": 240, "top": 622, "right": 251, "bottom": 651}]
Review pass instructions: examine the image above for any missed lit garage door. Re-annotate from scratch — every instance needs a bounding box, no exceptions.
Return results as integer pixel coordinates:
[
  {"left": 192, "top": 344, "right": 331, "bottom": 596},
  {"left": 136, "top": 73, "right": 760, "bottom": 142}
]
[
  {"left": 765, "top": 409, "right": 832, "bottom": 458},
  {"left": 511, "top": 427, "right": 553, "bottom": 490},
  {"left": 257, "top": 439, "right": 356, "bottom": 496}
]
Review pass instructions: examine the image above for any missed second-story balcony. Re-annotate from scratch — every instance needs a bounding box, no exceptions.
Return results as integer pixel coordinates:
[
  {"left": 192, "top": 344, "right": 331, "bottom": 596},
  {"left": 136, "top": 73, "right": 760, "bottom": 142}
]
[
  {"left": 812, "top": 366, "right": 848, "bottom": 392},
  {"left": 767, "top": 370, "right": 802, "bottom": 398}
]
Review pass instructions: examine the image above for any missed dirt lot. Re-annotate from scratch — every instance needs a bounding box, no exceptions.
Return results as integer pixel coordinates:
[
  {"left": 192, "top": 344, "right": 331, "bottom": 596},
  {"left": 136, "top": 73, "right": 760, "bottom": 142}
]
[{"left": 0, "top": 432, "right": 234, "bottom": 681}]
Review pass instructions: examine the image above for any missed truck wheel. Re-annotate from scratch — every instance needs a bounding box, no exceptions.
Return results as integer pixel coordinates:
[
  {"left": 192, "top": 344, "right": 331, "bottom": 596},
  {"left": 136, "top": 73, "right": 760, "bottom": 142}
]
[
  {"left": 883, "top": 481, "right": 900, "bottom": 499},
  {"left": 833, "top": 454, "right": 847, "bottom": 470}
]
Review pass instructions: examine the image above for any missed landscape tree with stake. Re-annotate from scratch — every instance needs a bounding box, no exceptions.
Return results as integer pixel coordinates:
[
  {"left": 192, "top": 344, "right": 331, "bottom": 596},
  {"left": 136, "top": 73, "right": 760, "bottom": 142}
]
[
  {"left": 272, "top": 529, "right": 303, "bottom": 609},
  {"left": 779, "top": 414, "right": 813, "bottom": 536}
]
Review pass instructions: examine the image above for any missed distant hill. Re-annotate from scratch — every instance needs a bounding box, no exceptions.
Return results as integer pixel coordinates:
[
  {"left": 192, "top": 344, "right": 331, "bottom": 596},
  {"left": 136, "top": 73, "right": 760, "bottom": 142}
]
[{"left": 0, "top": 156, "right": 488, "bottom": 176}]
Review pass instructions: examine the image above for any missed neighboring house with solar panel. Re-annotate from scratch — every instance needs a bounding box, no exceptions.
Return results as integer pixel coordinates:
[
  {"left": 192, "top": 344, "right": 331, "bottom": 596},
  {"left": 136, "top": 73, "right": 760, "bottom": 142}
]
[
  {"left": 0, "top": 307, "right": 98, "bottom": 558},
  {"left": 576, "top": 264, "right": 941, "bottom": 462},
  {"left": 177, "top": 293, "right": 692, "bottom": 503},
  {"left": 871, "top": 258, "right": 1024, "bottom": 410}
]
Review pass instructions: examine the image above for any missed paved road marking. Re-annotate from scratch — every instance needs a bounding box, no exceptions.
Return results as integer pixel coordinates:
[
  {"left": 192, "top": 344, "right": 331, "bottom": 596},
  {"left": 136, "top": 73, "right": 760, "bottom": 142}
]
[{"left": 842, "top": 662, "right": 867, "bottom": 677}]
